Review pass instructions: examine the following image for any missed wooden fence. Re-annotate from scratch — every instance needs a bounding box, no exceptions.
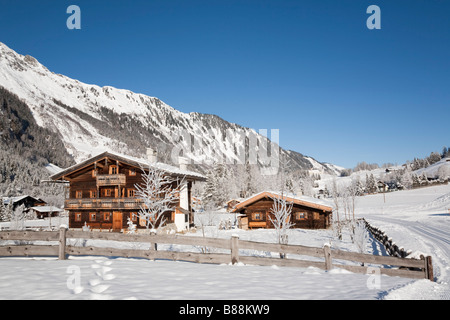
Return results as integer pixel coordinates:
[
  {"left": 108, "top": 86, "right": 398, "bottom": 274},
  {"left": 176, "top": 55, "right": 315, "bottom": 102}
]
[
  {"left": 0, "top": 227, "right": 433, "bottom": 281},
  {"left": 363, "top": 219, "right": 410, "bottom": 258}
]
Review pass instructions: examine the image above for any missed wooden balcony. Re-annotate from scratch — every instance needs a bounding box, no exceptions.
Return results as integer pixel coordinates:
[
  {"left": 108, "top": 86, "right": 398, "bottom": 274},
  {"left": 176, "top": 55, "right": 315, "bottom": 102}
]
[
  {"left": 96, "top": 174, "right": 126, "bottom": 187},
  {"left": 65, "top": 198, "right": 144, "bottom": 210}
]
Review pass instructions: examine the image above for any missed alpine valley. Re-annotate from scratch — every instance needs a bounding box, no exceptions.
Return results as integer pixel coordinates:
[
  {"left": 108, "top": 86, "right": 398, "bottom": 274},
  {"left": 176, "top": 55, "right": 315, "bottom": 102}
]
[{"left": 0, "top": 42, "right": 342, "bottom": 202}]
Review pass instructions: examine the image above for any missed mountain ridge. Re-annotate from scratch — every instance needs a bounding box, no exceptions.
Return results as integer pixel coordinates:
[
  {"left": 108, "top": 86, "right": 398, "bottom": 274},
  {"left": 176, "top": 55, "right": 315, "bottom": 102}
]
[{"left": 0, "top": 41, "right": 340, "bottom": 177}]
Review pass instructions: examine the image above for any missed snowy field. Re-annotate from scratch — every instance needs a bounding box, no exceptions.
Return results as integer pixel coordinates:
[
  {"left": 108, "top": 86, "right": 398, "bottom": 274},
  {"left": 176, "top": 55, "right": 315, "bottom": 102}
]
[
  {"left": 0, "top": 184, "right": 449, "bottom": 300},
  {"left": 355, "top": 183, "right": 450, "bottom": 300}
]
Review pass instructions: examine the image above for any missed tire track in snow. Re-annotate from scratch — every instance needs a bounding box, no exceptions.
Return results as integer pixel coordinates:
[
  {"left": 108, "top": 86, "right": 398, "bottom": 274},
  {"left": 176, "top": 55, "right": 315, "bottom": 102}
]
[
  {"left": 366, "top": 215, "right": 450, "bottom": 299},
  {"left": 410, "top": 224, "right": 450, "bottom": 283}
]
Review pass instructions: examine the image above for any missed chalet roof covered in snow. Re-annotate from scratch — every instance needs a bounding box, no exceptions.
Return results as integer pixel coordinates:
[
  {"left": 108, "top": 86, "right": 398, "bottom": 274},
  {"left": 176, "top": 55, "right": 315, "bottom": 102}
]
[
  {"left": 30, "top": 206, "right": 63, "bottom": 213},
  {"left": 232, "top": 191, "right": 333, "bottom": 213},
  {"left": 50, "top": 151, "right": 206, "bottom": 181},
  {"left": 2, "top": 195, "right": 45, "bottom": 206}
]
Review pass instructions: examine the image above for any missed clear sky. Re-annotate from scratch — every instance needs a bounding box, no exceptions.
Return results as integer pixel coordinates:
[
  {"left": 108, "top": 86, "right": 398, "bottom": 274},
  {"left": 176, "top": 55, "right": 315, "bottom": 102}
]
[{"left": 0, "top": 0, "right": 449, "bottom": 168}]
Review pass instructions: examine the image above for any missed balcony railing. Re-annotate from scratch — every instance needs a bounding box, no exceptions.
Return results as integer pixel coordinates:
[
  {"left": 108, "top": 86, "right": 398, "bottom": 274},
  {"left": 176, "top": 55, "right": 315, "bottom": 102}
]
[
  {"left": 65, "top": 198, "right": 144, "bottom": 210},
  {"left": 96, "top": 174, "right": 126, "bottom": 187}
]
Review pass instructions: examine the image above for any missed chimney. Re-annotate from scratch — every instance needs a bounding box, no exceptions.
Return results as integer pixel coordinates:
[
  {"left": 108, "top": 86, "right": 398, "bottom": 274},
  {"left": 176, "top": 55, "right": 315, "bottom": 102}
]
[
  {"left": 179, "top": 156, "right": 189, "bottom": 171},
  {"left": 147, "top": 148, "right": 157, "bottom": 163}
]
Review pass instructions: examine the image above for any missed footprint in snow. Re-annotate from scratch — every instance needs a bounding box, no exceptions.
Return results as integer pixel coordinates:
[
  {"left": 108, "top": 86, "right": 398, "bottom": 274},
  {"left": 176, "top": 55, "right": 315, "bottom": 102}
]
[{"left": 88, "top": 259, "right": 116, "bottom": 300}]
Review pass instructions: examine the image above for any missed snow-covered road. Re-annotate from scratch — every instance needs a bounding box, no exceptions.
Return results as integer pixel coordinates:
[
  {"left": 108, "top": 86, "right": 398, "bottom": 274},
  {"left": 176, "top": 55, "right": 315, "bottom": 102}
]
[{"left": 357, "top": 184, "right": 450, "bottom": 299}]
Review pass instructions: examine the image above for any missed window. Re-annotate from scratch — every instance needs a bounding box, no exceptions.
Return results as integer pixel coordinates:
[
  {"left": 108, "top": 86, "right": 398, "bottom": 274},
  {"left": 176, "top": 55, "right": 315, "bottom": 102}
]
[
  {"left": 75, "top": 212, "right": 82, "bottom": 221},
  {"left": 127, "top": 189, "right": 135, "bottom": 197},
  {"left": 252, "top": 212, "right": 264, "bottom": 221},
  {"left": 129, "top": 169, "right": 136, "bottom": 176},
  {"left": 103, "top": 189, "right": 113, "bottom": 197},
  {"left": 130, "top": 212, "right": 138, "bottom": 222},
  {"left": 313, "top": 212, "right": 320, "bottom": 220},
  {"left": 90, "top": 190, "right": 97, "bottom": 198},
  {"left": 104, "top": 212, "right": 111, "bottom": 221},
  {"left": 89, "top": 212, "right": 96, "bottom": 221},
  {"left": 76, "top": 191, "right": 83, "bottom": 199},
  {"left": 109, "top": 165, "right": 118, "bottom": 175},
  {"left": 295, "top": 212, "right": 306, "bottom": 220}
]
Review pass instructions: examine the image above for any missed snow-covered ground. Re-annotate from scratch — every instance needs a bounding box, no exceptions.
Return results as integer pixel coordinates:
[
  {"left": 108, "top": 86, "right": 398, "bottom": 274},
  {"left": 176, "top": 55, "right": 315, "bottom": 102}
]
[
  {"left": 355, "top": 183, "right": 450, "bottom": 299},
  {"left": 0, "top": 184, "right": 449, "bottom": 300}
]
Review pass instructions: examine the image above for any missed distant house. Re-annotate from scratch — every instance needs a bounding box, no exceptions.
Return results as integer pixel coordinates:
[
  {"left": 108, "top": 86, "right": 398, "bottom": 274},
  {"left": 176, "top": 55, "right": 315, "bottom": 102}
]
[
  {"left": 232, "top": 191, "right": 333, "bottom": 230},
  {"left": 30, "top": 206, "right": 64, "bottom": 219},
  {"left": 377, "top": 181, "right": 388, "bottom": 193},
  {"left": 386, "top": 182, "right": 399, "bottom": 191},
  {"left": 226, "top": 199, "right": 241, "bottom": 212},
  {"left": 2, "top": 195, "right": 46, "bottom": 212}
]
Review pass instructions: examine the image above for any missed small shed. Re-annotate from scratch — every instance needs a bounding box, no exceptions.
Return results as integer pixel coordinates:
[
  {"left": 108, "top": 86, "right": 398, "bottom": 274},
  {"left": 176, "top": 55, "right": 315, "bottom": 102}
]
[
  {"left": 30, "top": 206, "right": 63, "bottom": 219},
  {"left": 232, "top": 191, "right": 333, "bottom": 229}
]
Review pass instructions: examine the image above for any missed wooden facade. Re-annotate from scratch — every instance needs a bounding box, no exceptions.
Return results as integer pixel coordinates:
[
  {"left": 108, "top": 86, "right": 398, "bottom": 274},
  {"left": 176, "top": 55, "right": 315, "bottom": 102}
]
[
  {"left": 232, "top": 191, "right": 333, "bottom": 230},
  {"left": 50, "top": 151, "right": 205, "bottom": 232}
]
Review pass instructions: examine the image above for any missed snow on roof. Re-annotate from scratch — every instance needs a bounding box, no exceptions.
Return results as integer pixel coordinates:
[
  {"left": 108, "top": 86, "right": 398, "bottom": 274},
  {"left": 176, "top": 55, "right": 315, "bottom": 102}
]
[
  {"left": 106, "top": 150, "right": 206, "bottom": 178},
  {"left": 233, "top": 190, "right": 333, "bottom": 212},
  {"left": 2, "top": 195, "right": 44, "bottom": 205},
  {"left": 45, "top": 163, "right": 63, "bottom": 175},
  {"left": 30, "top": 206, "right": 63, "bottom": 213},
  {"left": 50, "top": 150, "right": 206, "bottom": 181}
]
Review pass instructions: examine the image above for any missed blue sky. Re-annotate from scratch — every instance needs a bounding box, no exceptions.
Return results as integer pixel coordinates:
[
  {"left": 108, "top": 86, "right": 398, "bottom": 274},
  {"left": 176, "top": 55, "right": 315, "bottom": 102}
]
[{"left": 0, "top": 0, "right": 449, "bottom": 168}]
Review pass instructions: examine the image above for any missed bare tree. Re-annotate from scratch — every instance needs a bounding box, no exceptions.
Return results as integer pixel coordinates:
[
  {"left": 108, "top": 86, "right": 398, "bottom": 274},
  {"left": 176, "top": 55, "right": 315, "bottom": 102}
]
[
  {"left": 269, "top": 192, "right": 294, "bottom": 258},
  {"left": 10, "top": 204, "right": 26, "bottom": 231},
  {"left": 135, "top": 163, "right": 185, "bottom": 232},
  {"left": 331, "top": 177, "right": 342, "bottom": 240},
  {"left": 353, "top": 220, "right": 368, "bottom": 266},
  {"left": 347, "top": 178, "right": 360, "bottom": 222}
]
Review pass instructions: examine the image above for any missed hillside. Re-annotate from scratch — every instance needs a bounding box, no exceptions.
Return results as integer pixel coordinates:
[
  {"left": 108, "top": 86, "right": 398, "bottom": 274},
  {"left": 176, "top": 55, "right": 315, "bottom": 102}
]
[
  {"left": 0, "top": 42, "right": 336, "bottom": 180},
  {"left": 0, "top": 87, "right": 71, "bottom": 202}
]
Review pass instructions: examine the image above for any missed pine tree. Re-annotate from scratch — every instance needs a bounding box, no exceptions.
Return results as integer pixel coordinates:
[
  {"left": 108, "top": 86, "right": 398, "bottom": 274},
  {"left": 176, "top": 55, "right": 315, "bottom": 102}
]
[
  {"left": 243, "top": 161, "right": 257, "bottom": 197},
  {"left": 0, "top": 201, "right": 5, "bottom": 222},
  {"left": 366, "top": 173, "right": 377, "bottom": 194},
  {"left": 203, "top": 166, "right": 222, "bottom": 209},
  {"left": 412, "top": 173, "right": 420, "bottom": 187},
  {"left": 442, "top": 146, "right": 448, "bottom": 159},
  {"left": 1, "top": 201, "right": 14, "bottom": 222},
  {"left": 356, "top": 179, "right": 365, "bottom": 195}
]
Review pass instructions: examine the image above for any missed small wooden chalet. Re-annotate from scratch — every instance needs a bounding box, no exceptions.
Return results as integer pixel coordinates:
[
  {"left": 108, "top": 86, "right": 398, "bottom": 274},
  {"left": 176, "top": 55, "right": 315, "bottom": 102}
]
[
  {"left": 2, "top": 195, "right": 46, "bottom": 212},
  {"left": 232, "top": 191, "right": 333, "bottom": 229},
  {"left": 50, "top": 150, "right": 206, "bottom": 232}
]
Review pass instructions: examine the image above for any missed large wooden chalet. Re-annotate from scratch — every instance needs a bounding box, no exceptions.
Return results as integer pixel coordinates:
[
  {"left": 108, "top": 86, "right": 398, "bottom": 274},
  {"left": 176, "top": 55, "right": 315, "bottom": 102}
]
[
  {"left": 232, "top": 191, "right": 333, "bottom": 229},
  {"left": 50, "top": 150, "right": 205, "bottom": 232}
]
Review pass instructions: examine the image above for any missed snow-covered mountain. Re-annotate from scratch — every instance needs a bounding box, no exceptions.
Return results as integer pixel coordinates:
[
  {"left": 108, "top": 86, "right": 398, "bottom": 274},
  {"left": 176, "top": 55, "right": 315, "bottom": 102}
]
[{"left": 0, "top": 42, "right": 340, "bottom": 175}]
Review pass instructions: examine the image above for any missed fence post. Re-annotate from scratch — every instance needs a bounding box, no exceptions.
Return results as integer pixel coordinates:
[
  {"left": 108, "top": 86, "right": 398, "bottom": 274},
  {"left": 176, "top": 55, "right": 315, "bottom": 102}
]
[
  {"left": 231, "top": 235, "right": 239, "bottom": 265},
  {"left": 323, "top": 244, "right": 332, "bottom": 270},
  {"left": 424, "top": 255, "right": 434, "bottom": 281},
  {"left": 59, "top": 226, "right": 67, "bottom": 260}
]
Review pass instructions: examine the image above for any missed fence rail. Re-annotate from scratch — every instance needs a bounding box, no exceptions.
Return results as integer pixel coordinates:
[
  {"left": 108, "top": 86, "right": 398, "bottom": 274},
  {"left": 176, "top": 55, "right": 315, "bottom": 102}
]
[{"left": 0, "top": 227, "right": 433, "bottom": 281}]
